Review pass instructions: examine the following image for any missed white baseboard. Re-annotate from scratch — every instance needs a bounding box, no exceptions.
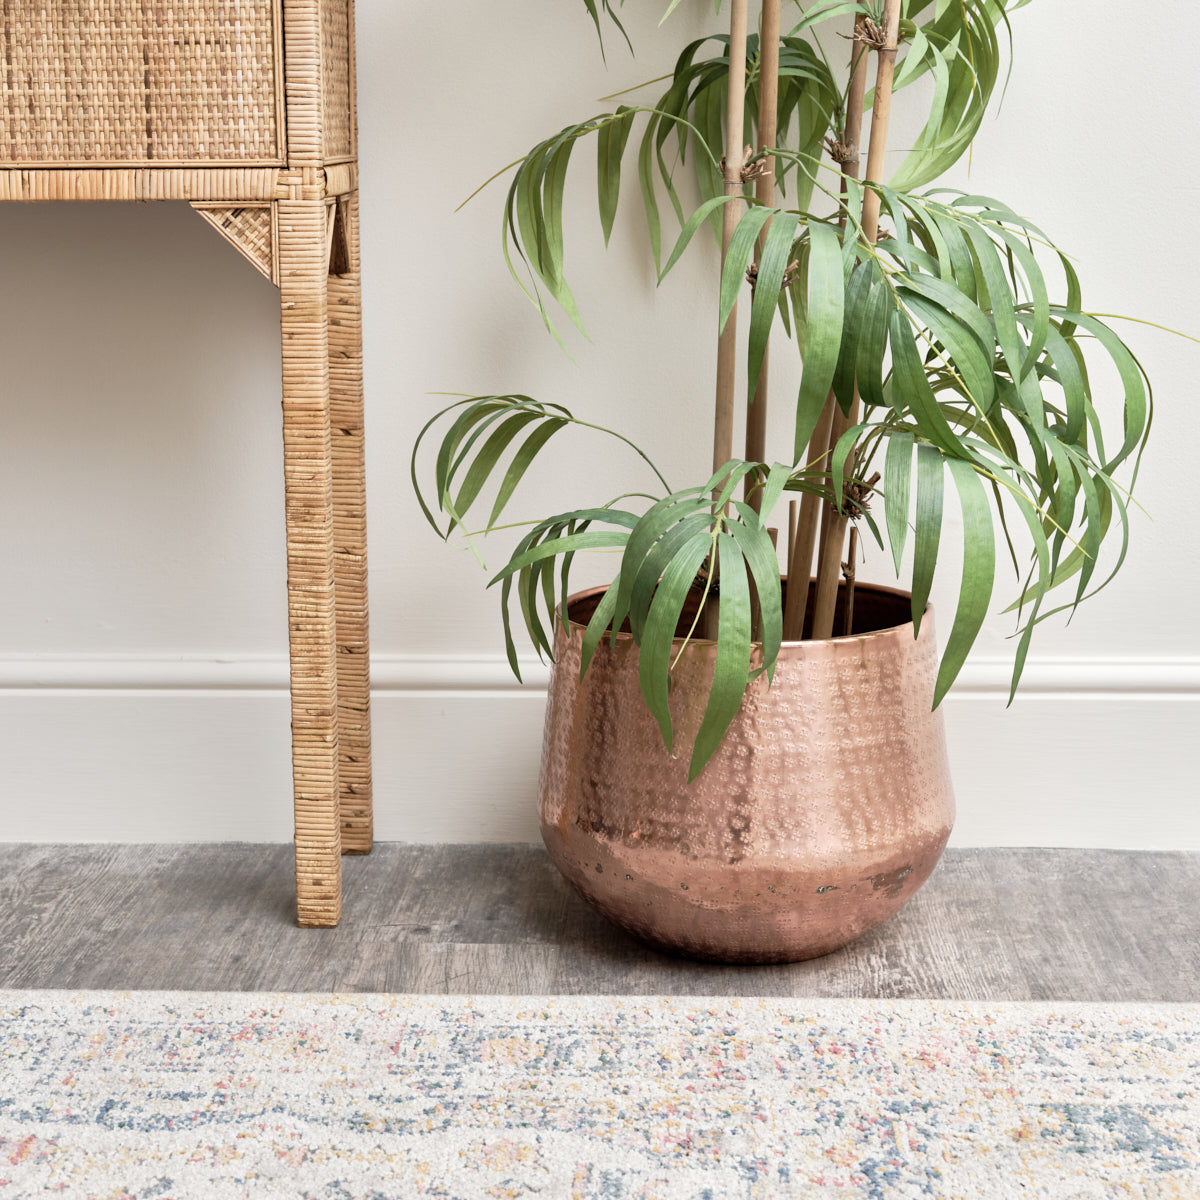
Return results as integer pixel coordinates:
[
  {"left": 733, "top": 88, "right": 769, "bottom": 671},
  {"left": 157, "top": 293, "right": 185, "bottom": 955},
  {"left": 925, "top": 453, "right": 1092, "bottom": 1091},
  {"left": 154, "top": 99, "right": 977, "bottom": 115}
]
[{"left": 2, "top": 654, "right": 1197, "bottom": 848}]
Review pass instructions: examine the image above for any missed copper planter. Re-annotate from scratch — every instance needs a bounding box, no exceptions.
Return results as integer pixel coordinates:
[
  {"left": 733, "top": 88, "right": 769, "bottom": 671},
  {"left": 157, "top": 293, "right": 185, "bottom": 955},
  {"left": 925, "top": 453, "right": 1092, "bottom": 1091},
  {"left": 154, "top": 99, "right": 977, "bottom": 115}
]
[{"left": 538, "top": 580, "right": 955, "bottom": 964}]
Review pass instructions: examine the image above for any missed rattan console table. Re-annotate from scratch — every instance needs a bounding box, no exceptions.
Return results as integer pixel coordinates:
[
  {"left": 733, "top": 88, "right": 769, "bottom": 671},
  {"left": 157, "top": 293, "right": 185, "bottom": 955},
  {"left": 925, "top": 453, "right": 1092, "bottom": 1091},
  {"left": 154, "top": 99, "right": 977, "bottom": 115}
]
[{"left": 2, "top": 0, "right": 372, "bottom": 927}]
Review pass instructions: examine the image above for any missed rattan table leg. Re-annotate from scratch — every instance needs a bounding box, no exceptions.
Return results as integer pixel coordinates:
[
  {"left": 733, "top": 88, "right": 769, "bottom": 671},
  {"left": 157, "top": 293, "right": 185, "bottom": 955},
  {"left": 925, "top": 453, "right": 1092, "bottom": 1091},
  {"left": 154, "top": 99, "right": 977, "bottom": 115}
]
[
  {"left": 328, "top": 189, "right": 373, "bottom": 855},
  {"left": 278, "top": 198, "right": 343, "bottom": 927}
]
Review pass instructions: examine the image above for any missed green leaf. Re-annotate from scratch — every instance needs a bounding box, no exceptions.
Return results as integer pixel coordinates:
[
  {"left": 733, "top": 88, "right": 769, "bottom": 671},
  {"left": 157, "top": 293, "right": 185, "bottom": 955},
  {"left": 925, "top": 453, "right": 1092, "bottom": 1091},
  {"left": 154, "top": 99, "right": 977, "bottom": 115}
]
[
  {"left": 433, "top": 400, "right": 507, "bottom": 520},
  {"left": 499, "top": 526, "right": 540, "bottom": 681},
  {"left": 629, "top": 510, "right": 713, "bottom": 641},
  {"left": 854, "top": 274, "right": 891, "bottom": 412},
  {"left": 541, "top": 136, "right": 574, "bottom": 286},
  {"left": 756, "top": 461, "right": 793, "bottom": 526},
  {"left": 637, "top": 118, "right": 664, "bottom": 270},
  {"left": 659, "top": 193, "right": 737, "bottom": 282},
  {"left": 831, "top": 260, "right": 875, "bottom": 412},
  {"left": 728, "top": 504, "right": 784, "bottom": 682},
  {"left": 888, "top": 307, "right": 969, "bottom": 458},
  {"left": 490, "top": 529, "right": 631, "bottom": 586},
  {"left": 638, "top": 530, "right": 714, "bottom": 753},
  {"left": 786, "top": 0, "right": 873, "bottom": 36},
  {"left": 718, "top": 207, "right": 773, "bottom": 334},
  {"left": 747, "top": 211, "right": 800, "bottom": 402},
  {"left": 932, "top": 459, "right": 996, "bottom": 707},
  {"left": 580, "top": 0, "right": 632, "bottom": 60},
  {"left": 829, "top": 420, "right": 872, "bottom": 516},
  {"left": 1052, "top": 310, "right": 1149, "bottom": 474},
  {"left": 961, "top": 222, "right": 1031, "bottom": 408},
  {"left": 708, "top": 459, "right": 762, "bottom": 510},
  {"left": 580, "top": 571, "right": 623, "bottom": 678},
  {"left": 1038, "top": 321, "right": 1087, "bottom": 444},
  {"left": 911, "top": 443, "right": 944, "bottom": 636},
  {"left": 487, "top": 418, "right": 571, "bottom": 528},
  {"left": 615, "top": 489, "right": 707, "bottom": 638},
  {"left": 689, "top": 533, "right": 752, "bottom": 780},
  {"left": 597, "top": 107, "right": 635, "bottom": 246},
  {"left": 885, "top": 432, "right": 914, "bottom": 574},
  {"left": 925, "top": 204, "right": 978, "bottom": 298},
  {"left": 901, "top": 293, "right": 995, "bottom": 415},
  {"left": 988, "top": 223, "right": 1049, "bottom": 376},
  {"left": 452, "top": 411, "right": 541, "bottom": 525},
  {"left": 896, "top": 271, "right": 994, "bottom": 353},
  {"left": 1001, "top": 485, "right": 1053, "bottom": 705},
  {"left": 411, "top": 396, "right": 486, "bottom": 534},
  {"left": 794, "top": 221, "right": 845, "bottom": 461}
]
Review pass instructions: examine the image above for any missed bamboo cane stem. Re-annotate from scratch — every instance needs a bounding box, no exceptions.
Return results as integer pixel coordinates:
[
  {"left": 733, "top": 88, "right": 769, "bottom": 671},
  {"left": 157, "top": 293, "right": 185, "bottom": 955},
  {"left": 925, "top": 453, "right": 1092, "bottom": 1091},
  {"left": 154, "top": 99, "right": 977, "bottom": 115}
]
[
  {"left": 744, "top": 0, "right": 781, "bottom": 508},
  {"left": 809, "top": 0, "right": 902, "bottom": 642},
  {"left": 712, "top": 0, "right": 750, "bottom": 482},
  {"left": 781, "top": 15, "right": 869, "bottom": 641},
  {"left": 781, "top": 401, "right": 834, "bottom": 639},
  {"left": 702, "top": 0, "right": 750, "bottom": 643},
  {"left": 842, "top": 525, "right": 859, "bottom": 636},
  {"left": 859, "top": 9, "right": 901, "bottom": 245}
]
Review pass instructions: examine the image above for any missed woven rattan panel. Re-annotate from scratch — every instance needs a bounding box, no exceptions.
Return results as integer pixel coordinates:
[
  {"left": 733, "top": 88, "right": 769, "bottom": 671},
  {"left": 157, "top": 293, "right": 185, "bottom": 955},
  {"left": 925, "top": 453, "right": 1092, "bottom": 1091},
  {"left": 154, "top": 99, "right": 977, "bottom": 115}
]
[
  {"left": 321, "top": 0, "right": 352, "bottom": 159},
  {"left": 1, "top": 1, "right": 281, "bottom": 163}
]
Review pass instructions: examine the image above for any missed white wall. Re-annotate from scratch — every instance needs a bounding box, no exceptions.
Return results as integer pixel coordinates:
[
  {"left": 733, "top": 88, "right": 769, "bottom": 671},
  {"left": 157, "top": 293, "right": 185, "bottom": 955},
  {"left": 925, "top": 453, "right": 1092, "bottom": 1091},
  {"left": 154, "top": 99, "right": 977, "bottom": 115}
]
[{"left": 1, "top": 0, "right": 1196, "bottom": 848}]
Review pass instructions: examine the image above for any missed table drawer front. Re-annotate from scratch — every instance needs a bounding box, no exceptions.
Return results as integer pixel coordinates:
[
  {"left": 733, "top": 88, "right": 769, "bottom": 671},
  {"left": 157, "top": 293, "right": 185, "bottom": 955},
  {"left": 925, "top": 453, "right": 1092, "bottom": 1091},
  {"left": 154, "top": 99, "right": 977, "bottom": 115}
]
[{"left": 1, "top": 1, "right": 282, "bottom": 164}]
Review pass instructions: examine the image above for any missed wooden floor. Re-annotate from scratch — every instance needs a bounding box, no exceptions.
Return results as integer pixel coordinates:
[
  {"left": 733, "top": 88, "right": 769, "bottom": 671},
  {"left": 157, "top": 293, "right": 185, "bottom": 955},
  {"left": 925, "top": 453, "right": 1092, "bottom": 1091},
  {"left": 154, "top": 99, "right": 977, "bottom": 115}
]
[{"left": 1, "top": 845, "right": 1197, "bottom": 1000}]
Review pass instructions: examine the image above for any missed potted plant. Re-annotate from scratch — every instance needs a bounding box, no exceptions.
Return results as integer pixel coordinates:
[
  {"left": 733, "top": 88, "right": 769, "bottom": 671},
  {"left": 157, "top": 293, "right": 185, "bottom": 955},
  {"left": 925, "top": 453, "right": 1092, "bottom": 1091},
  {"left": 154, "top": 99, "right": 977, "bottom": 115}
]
[{"left": 413, "top": 0, "right": 1149, "bottom": 962}]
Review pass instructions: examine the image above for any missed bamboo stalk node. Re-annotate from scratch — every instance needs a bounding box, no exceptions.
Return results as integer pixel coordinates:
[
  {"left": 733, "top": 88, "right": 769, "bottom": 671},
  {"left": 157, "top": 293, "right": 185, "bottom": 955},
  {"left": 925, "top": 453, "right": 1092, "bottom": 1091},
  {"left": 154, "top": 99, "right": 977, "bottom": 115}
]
[
  {"left": 746, "top": 257, "right": 801, "bottom": 293},
  {"left": 846, "top": 18, "right": 890, "bottom": 49},
  {"left": 741, "top": 157, "right": 772, "bottom": 183},
  {"left": 823, "top": 137, "right": 857, "bottom": 165},
  {"left": 720, "top": 144, "right": 762, "bottom": 183},
  {"left": 842, "top": 470, "right": 882, "bottom": 519}
]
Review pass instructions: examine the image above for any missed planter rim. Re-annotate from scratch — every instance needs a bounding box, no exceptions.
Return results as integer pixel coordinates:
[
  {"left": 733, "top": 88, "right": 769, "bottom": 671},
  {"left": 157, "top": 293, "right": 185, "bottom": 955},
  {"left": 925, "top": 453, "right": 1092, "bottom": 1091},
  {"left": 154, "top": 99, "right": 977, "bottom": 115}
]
[{"left": 562, "top": 578, "right": 931, "bottom": 650}]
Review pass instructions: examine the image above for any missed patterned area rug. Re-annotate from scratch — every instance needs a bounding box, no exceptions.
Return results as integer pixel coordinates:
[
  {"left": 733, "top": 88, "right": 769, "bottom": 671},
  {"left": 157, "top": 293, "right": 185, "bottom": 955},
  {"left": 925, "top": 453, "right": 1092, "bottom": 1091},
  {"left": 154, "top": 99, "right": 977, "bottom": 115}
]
[{"left": 1, "top": 992, "right": 1197, "bottom": 1199}]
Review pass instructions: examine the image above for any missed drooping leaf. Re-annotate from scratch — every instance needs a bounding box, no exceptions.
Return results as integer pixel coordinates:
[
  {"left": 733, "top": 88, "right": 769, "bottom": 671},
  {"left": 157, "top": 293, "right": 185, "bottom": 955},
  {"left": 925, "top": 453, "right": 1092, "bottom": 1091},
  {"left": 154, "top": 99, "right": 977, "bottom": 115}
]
[
  {"left": 911, "top": 443, "right": 944, "bottom": 636},
  {"left": 452, "top": 412, "right": 543, "bottom": 526},
  {"left": 577, "top": 571, "right": 623, "bottom": 683},
  {"left": 638, "top": 529, "right": 714, "bottom": 753},
  {"left": 884, "top": 431, "right": 915, "bottom": 574},
  {"left": 728, "top": 502, "right": 784, "bottom": 679},
  {"left": 615, "top": 488, "right": 708, "bottom": 639},
  {"left": 829, "top": 259, "right": 873, "bottom": 412},
  {"left": 629, "top": 510, "right": 713, "bottom": 641},
  {"left": 794, "top": 220, "right": 845, "bottom": 461},
  {"left": 719, "top": 207, "right": 774, "bottom": 334},
  {"left": 932, "top": 458, "right": 996, "bottom": 707},
  {"left": 486, "top": 418, "right": 571, "bottom": 529},
  {"left": 888, "top": 307, "right": 969, "bottom": 459},
  {"left": 689, "top": 533, "right": 752, "bottom": 780},
  {"left": 597, "top": 107, "right": 636, "bottom": 245},
  {"left": 746, "top": 211, "right": 800, "bottom": 401},
  {"left": 854, "top": 272, "right": 891, "bottom": 412}
]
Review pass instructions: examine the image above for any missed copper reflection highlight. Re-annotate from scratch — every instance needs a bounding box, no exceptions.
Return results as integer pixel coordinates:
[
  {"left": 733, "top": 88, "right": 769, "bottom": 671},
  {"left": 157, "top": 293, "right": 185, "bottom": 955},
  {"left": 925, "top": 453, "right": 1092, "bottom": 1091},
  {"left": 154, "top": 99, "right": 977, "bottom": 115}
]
[{"left": 538, "top": 581, "right": 955, "bottom": 964}]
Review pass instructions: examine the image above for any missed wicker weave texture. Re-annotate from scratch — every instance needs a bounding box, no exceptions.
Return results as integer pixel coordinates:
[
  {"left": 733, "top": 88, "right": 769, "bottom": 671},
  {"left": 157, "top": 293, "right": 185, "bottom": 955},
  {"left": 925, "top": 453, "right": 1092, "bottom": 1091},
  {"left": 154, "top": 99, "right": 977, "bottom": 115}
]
[
  {"left": 1, "top": 0, "right": 282, "bottom": 163},
  {"left": 320, "top": 0, "right": 352, "bottom": 159},
  {"left": 193, "top": 204, "right": 274, "bottom": 280},
  {"left": 278, "top": 197, "right": 343, "bottom": 927},
  {"left": 1, "top": 0, "right": 371, "bottom": 927},
  {"left": 327, "top": 191, "right": 371, "bottom": 852}
]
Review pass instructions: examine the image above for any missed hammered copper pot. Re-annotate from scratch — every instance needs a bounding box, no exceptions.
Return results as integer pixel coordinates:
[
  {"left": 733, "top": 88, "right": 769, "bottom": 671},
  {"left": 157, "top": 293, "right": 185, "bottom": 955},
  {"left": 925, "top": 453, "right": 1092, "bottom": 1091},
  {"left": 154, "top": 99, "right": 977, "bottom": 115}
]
[{"left": 538, "top": 579, "right": 955, "bottom": 964}]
